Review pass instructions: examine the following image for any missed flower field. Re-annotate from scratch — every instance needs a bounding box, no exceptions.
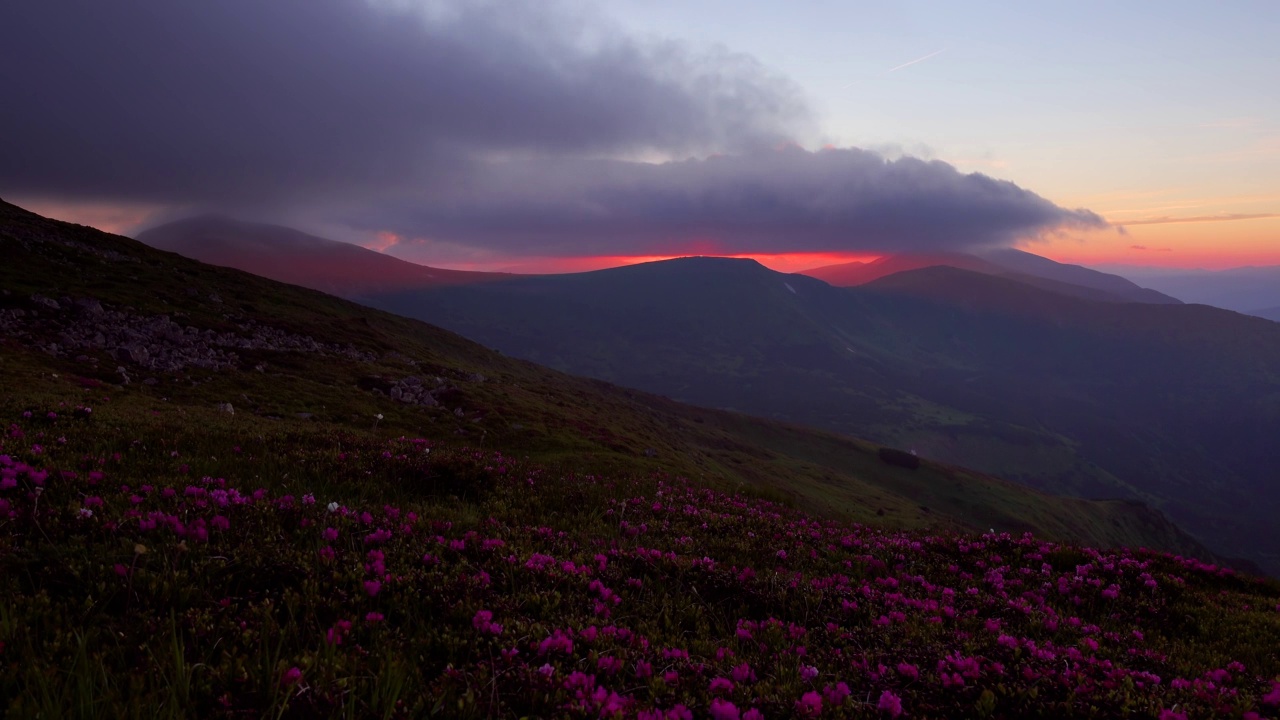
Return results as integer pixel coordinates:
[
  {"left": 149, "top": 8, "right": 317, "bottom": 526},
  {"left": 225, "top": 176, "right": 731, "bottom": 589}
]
[{"left": 2, "top": 403, "right": 1278, "bottom": 718}]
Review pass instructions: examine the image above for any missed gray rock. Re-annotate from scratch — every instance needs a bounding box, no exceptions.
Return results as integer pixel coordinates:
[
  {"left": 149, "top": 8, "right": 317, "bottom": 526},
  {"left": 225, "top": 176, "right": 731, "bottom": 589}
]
[{"left": 75, "top": 298, "right": 104, "bottom": 316}]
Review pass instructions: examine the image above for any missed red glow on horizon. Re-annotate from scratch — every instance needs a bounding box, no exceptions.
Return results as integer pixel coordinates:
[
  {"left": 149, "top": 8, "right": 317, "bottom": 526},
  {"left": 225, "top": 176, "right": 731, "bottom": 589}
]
[
  {"left": 427, "top": 252, "right": 882, "bottom": 275},
  {"left": 360, "top": 231, "right": 402, "bottom": 253}
]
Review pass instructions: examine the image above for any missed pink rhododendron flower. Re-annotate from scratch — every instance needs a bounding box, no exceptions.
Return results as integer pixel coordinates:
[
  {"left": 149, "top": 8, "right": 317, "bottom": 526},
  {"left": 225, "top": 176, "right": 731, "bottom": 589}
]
[
  {"left": 878, "top": 690, "right": 903, "bottom": 718},
  {"left": 709, "top": 699, "right": 740, "bottom": 720},
  {"left": 709, "top": 677, "right": 734, "bottom": 694},
  {"left": 795, "top": 692, "right": 822, "bottom": 717}
]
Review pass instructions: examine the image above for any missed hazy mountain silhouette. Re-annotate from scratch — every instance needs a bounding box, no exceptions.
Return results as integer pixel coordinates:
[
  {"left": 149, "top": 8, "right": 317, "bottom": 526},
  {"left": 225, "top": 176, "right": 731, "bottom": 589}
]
[
  {"left": 802, "top": 250, "right": 1180, "bottom": 305},
  {"left": 1251, "top": 306, "right": 1280, "bottom": 321},
  {"left": 1099, "top": 264, "right": 1280, "bottom": 315},
  {"left": 137, "top": 216, "right": 507, "bottom": 298}
]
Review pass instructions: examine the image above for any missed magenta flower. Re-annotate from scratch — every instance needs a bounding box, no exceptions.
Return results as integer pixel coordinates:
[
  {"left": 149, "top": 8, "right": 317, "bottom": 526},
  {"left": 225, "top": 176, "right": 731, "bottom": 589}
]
[
  {"left": 363, "top": 579, "right": 381, "bottom": 596},
  {"left": 709, "top": 699, "right": 740, "bottom": 720},
  {"left": 794, "top": 692, "right": 822, "bottom": 717},
  {"left": 823, "top": 682, "right": 850, "bottom": 705},
  {"left": 322, "top": 527, "right": 339, "bottom": 541},
  {"left": 280, "top": 666, "right": 302, "bottom": 686},
  {"left": 743, "top": 710, "right": 764, "bottom": 720},
  {"left": 878, "top": 690, "right": 903, "bottom": 718},
  {"left": 1264, "top": 681, "right": 1280, "bottom": 706},
  {"left": 710, "top": 677, "right": 734, "bottom": 694}
]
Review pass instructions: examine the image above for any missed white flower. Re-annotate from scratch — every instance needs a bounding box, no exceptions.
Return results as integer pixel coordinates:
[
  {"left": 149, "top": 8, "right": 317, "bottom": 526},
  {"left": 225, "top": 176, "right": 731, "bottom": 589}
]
[
  {"left": 78, "top": 508, "right": 93, "bottom": 518},
  {"left": 375, "top": 414, "right": 384, "bottom": 420},
  {"left": 327, "top": 501, "right": 340, "bottom": 513}
]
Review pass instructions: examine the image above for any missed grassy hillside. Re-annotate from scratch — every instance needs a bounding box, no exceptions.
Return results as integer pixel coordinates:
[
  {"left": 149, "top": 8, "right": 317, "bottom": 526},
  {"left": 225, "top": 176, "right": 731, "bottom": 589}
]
[
  {"left": 3, "top": 418, "right": 1279, "bottom": 718},
  {"left": 3, "top": 202, "right": 1280, "bottom": 717}
]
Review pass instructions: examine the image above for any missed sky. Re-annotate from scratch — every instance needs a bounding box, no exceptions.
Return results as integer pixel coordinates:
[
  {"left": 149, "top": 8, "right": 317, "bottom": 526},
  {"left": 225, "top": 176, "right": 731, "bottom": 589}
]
[{"left": 3, "top": 0, "right": 1277, "bottom": 272}]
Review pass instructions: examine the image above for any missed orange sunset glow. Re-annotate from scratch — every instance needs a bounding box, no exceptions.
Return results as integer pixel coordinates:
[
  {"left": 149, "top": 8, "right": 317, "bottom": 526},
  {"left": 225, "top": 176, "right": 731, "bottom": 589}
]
[{"left": 1027, "top": 215, "right": 1280, "bottom": 270}]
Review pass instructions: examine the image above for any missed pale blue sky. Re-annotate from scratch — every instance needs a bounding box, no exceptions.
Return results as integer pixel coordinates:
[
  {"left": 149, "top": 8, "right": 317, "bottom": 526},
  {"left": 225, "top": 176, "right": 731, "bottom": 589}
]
[{"left": 605, "top": 0, "right": 1280, "bottom": 265}]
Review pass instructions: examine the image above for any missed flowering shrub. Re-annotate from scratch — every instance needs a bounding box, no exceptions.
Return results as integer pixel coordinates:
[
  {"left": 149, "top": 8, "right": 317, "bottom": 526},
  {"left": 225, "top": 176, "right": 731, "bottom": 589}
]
[{"left": 1, "top": 406, "right": 1278, "bottom": 718}]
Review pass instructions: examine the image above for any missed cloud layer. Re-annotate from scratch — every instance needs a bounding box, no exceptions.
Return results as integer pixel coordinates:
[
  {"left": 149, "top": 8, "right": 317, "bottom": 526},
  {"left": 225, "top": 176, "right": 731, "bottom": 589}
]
[
  {"left": 348, "top": 147, "right": 1108, "bottom": 256},
  {"left": 0, "top": 0, "right": 1105, "bottom": 258},
  {"left": 0, "top": 0, "right": 804, "bottom": 205}
]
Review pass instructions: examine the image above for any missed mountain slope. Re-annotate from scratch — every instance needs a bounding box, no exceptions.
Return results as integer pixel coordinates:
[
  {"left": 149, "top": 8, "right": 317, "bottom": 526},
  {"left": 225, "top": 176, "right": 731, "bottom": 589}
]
[
  {"left": 0, "top": 199, "right": 1211, "bottom": 562},
  {"left": 802, "top": 250, "right": 1181, "bottom": 305},
  {"left": 803, "top": 253, "right": 1004, "bottom": 286},
  {"left": 364, "top": 259, "right": 1280, "bottom": 575},
  {"left": 981, "top": 248, "right": 1182, "bottom": 304},
  {"left": 136, "top": 215, "right": 507, "bottom": 298}
]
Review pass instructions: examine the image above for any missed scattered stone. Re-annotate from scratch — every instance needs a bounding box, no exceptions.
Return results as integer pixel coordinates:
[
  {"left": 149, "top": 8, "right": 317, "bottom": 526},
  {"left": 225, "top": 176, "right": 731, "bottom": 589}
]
[
  {"left": 217, "top": 403, "right": 234, "bottom": 415},
  {"left": 74, "top": 298, "right": 104, "bottom": 316},
  {"left": 383, "top": 376, "right": 445, "bottom": 407},
  {"left": 0, "top": 295, "right": 377, "bottom": 373},
  {"left": 31, "top": 294, "right": 60, "bottom": 310}
]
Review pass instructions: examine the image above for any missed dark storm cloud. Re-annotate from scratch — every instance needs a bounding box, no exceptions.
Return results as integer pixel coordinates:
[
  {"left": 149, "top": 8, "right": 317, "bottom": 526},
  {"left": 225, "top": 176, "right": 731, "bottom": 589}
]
[
  {"left": 0, "top": 1, "right": 1106, "bottom": 255},
  {"left": 0, "top": 0, "right": 806, "bottom": 205},
  {"left": 343, "top": 147, "right": 1109, "bottom": 255}
]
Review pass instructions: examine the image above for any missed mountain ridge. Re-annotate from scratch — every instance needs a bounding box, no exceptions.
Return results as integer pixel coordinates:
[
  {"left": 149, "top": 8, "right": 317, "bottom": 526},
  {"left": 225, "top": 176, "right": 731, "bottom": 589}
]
[
  {"left": 0, "top": 198, "right": 1216, "bottom": 564},
  {"left": 801, "top": 250, "right": 1181, "bottom": 305}
]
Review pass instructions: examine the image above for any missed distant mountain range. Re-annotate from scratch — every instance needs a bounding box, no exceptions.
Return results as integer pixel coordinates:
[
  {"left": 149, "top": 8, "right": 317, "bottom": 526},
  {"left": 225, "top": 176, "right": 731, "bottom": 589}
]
[
  {"left": 802, "top": 250, "right": 1181, "bottom": 305},
  {"left": 1095, "top": 264, "right": 1280, "bottom": 320},
  {"left": 136, "top": 216, "right": 1280, "bottom": 574}
]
